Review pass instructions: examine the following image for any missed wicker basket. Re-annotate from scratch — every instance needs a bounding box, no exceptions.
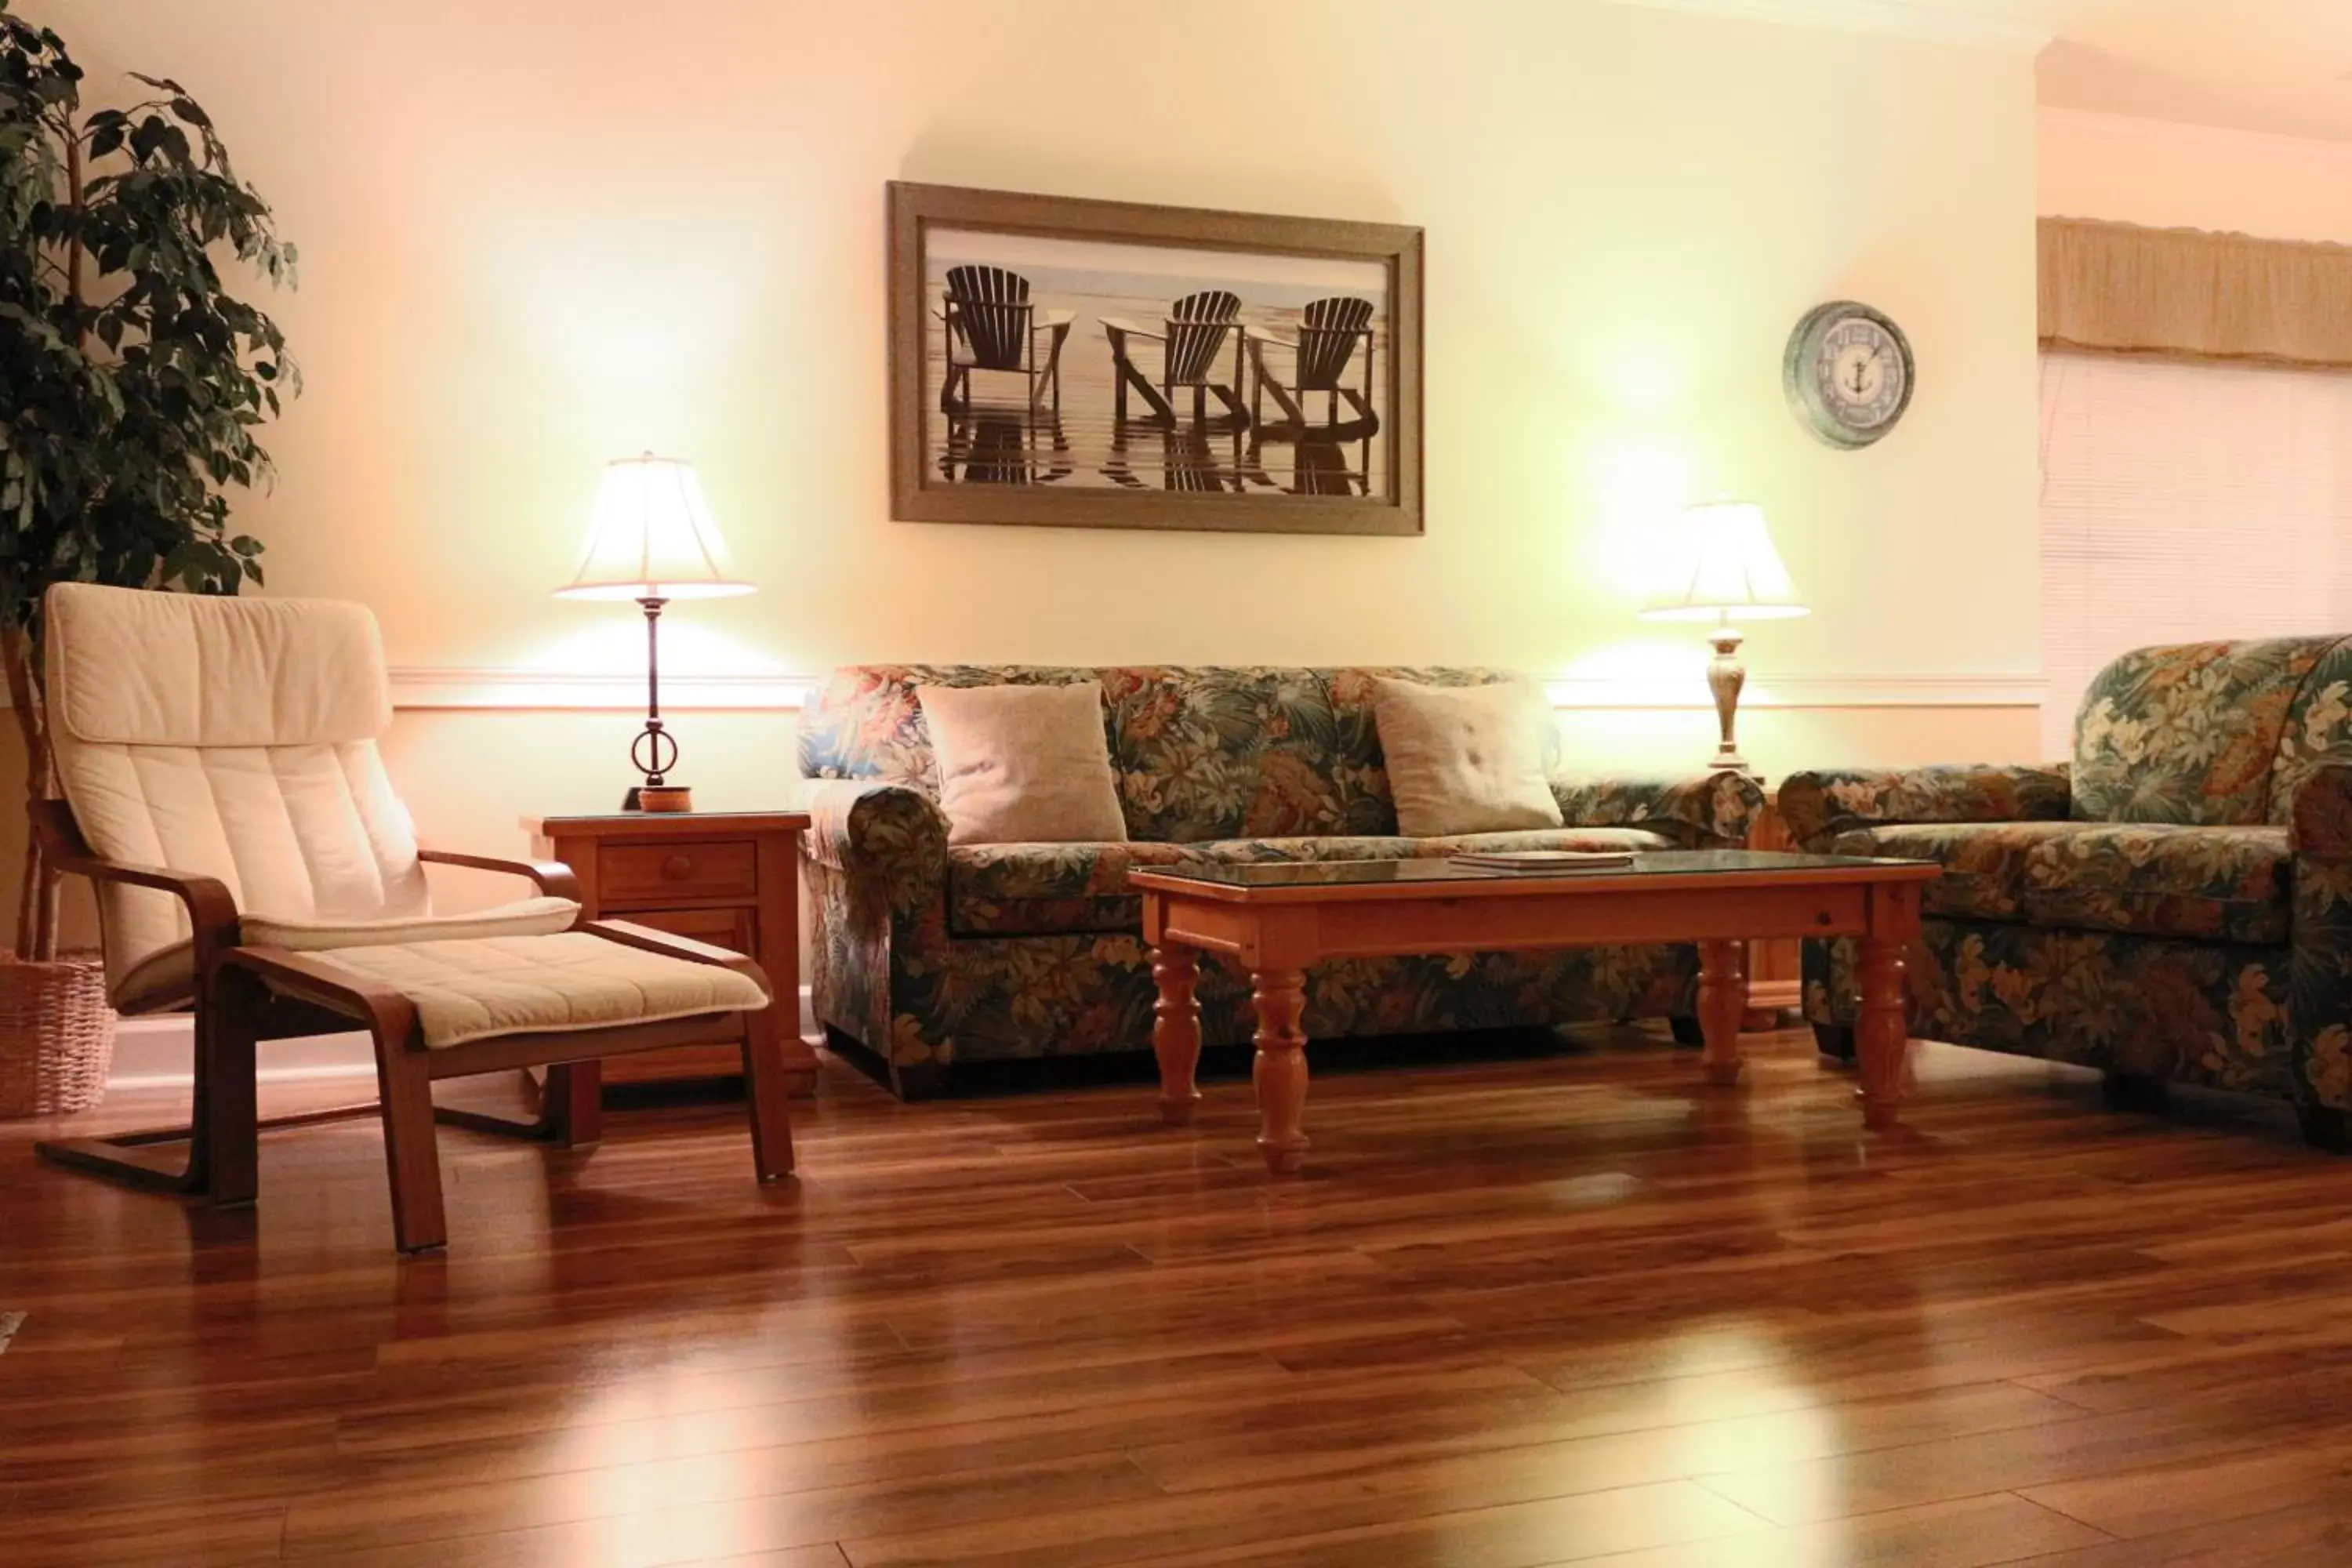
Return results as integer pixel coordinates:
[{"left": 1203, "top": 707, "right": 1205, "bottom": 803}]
[{"left": 0, "top": 953, "right": 117, "bottom": 1118}]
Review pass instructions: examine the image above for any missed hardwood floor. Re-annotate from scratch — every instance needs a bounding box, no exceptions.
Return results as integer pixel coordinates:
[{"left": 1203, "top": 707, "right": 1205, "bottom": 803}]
[{"left": 7, "top": 1027, "right": 2352, "bottom": 1566}]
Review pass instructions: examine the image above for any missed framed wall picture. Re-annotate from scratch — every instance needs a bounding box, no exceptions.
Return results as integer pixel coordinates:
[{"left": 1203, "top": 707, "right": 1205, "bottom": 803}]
[{"left": 887, "top": 181, "right": 1424, "bottom": 536}]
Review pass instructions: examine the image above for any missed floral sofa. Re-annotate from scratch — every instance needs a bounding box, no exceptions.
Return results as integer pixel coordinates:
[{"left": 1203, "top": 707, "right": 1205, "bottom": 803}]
[
  {"left": 799, "top": 665, "right": 1764, "bottom": 1099},
  {"left": 1784, "top": 637, "right": 2352, "bottom": 1149}
]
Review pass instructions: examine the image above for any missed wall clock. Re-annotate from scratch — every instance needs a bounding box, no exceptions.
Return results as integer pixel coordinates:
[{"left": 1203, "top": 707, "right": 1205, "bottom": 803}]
[{"left": 1784, "top": 300, "right": 1914, "bottom": 449}]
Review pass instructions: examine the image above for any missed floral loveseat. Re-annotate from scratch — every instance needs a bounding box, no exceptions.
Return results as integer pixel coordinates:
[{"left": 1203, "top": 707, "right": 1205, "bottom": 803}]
[
  {"left": 1784, "top": 637, "right": 2352, "bottom": 1149},
  {"left": 799, "top": 665, "right": 1763, "bottom": 1099}
]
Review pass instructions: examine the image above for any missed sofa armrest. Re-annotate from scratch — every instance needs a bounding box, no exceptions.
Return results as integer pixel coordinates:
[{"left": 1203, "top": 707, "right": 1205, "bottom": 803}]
[
  {"left": 1551, "top": 772, "right": 1764, "bottom": 848},
  {"left": 2288, "top": 764, "right": 2352, "bottom": 1109},
  {"left": 804, "top": 778, "right": 952, "bottom": 909},
  {"left": 2291, "top": 763, "right": 2352, "bottom": 862},
  {"left": 1778, "top": 764, "right": 2072, "bottom": 851}
]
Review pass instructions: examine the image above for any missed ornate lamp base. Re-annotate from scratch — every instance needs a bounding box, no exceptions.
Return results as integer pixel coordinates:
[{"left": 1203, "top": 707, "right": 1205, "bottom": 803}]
[
  {"left": 1705, "top": 626, "right": 1753, "bottom": 775},
  {"left": 621, "top": 596, "right": 692, "bottom": 812}
]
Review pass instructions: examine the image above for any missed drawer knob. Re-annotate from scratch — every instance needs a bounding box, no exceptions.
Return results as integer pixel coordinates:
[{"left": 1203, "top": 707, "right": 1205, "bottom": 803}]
[{"left": 662, "top": 854, "right": 695, "bottom": 881}]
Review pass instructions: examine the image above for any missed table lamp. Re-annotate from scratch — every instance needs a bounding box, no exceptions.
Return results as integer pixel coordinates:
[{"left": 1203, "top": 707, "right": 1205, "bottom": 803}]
[
  {"left": 1639, "top": 499, "right": 1807, "bottom": 775},
  {"left": 554, "top": 453, "right": 753, "bottom": 812}
]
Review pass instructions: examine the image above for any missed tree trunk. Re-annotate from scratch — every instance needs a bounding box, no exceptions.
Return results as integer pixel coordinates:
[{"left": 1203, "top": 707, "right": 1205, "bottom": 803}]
[{"left": 4, "top": 629, "right": 56, "bottom": 963}]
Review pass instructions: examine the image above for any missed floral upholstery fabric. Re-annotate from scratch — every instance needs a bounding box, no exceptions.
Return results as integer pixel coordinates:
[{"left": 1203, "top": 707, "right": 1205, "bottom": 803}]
[
  {"left": 2021, "top": 824, "right": 2289, "bottom": 945},
  {"left": 1821, "top": 820, "right": 2291, "bottom": 942},
  {"left": 2291, "top": 762, "right": 2352, "bottom": 1109},
  {"left": 2071, "top": 638, "right": 2341, "bottom": 825},
  {"left": 801, "top": 664, "right": 1757, "bottom": 1098},
  {"left": 1553, "top": 772, "right": 1765, "bottom": 848},
  {"left": 1791, "top": 639, "right": 2352, "bottom": 1120},
  {"left": 2266, "top": 638, "right": 2352, "bottom": 824},
  {"left": 947, "top": 827, "right": 1673, "bottom": 938},
  {"left": 1779, "top": 764, "right": 2072, "bottom": 848},
  {"left": 1805, "top": 921, "right": 2294, "bottom": 1101},
  {"left": 1825, "top": 822, "right": 2083, "bottom": 922}
]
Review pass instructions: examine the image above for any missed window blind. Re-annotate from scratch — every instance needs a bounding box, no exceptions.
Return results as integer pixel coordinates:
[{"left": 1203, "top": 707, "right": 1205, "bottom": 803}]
[{"left": 2038, "top": 350, "right": 2352, "bottom": 758}]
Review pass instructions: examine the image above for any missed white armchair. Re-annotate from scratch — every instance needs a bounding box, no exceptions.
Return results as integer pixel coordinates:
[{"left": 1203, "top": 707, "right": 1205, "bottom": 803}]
[{"left": 33, "top": 583, "right": 793, "bottom": 1252}]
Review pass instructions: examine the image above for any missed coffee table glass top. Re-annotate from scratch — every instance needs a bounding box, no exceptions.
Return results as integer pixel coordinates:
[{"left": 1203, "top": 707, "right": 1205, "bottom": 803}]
[{"left": 1130, "top": 848, "right": 1929, "bottom": 889}]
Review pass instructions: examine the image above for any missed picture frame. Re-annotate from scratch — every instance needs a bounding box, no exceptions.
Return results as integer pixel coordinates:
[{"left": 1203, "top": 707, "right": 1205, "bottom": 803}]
[{"left": 887, "top": 180, "right": 1424, "bottom": 536}]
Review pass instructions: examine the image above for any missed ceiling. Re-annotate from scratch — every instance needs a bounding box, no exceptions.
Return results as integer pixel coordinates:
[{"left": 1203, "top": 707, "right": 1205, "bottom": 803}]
[
  {"left": 2040, "top": 2, "right": 2352, "bottom": 143},
  {"left": 1611, "top": 2, "right": 2352, "bottom": 142}
]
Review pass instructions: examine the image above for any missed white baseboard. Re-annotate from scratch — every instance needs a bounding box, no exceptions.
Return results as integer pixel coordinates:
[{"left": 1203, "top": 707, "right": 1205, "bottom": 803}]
[{"left": 107, "top": 986, "right": 822, "bottom": 1089}]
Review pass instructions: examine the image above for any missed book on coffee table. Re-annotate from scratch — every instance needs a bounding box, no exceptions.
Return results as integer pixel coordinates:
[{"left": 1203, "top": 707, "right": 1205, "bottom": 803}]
[{"left": 1448, "top": 849, "right": 1636, "bottom": 872}]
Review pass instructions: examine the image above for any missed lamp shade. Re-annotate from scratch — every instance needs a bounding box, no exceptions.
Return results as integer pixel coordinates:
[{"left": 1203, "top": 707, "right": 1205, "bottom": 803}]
[
  {"left": 1640, "top": 500, "right": 1808, "bottom": 622},
  {"left": 554, "top": 453, "right": 754, "bottom": 601}
]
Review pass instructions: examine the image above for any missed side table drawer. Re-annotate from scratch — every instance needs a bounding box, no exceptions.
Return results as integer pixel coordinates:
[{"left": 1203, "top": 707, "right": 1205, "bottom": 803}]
[
  {"left": 622, "top": 905, "right": 757, "bottom": 959},
  {"left": 598, "top": 840, "right": 757, "bottom": 905}
]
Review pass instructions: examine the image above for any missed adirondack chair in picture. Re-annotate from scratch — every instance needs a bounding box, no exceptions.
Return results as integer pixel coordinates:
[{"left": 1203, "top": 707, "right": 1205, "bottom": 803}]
[
  {"left": 938, "top": 265, "right": 1073, "bottom": 417},
  {"left": 938, "top": 408, "right": 1073, "bottom": 486},
  {"left": 1099, "top": 419, "right": 1240, "bottom": 492},
  {"left": 1246, "top": 296, "right": 1380, "bottom": 434},
  {"left": 1239, "top": 434, "right": 1368, "bottom": 497},
  {"left": 1100, "top": 289, "right": 1249, "bottom": 427}
]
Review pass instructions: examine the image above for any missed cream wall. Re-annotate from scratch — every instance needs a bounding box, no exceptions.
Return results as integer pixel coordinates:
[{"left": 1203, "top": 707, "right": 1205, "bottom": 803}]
[
  {"left": 2039, "top": 106, "right": 2352, "bottom": 241},
  {"left": 13, "top": 0, "right": 2044, "bottom": 938}
]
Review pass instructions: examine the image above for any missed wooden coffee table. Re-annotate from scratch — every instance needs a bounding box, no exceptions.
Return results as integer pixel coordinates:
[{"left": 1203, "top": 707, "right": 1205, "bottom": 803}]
[{"left": 1131, "top": 849, "right": 1939, "bottom": 1174}]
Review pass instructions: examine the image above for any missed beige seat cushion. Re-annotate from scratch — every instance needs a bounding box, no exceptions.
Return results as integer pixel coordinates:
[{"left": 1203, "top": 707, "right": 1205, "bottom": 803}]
[
  {"left": 310, "top": 932, "right": 771, "bottom": 1050},
  {"left": 106, "top": 898, "right": 586, "bottom": 1014},
  {"left": 45, "top": 583, "right": 435, "bottom": 989},
  {"left": 1372, "top": 677, "right": 1566, "bottom": 837},
  {"left": 916, "top": 681, "right": 1127, "bottom": 845}
]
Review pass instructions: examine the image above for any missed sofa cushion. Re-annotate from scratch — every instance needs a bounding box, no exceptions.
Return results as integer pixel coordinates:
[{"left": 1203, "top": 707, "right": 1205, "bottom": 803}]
[
  {"left": 2072, "top": 638, "right": 2339, "bottom": 826},
  {"left": 915, "top": 681, "right": 1127, "bottom": 845},
  {"left": 1371, "top": 677, "right": 1565, "bottom": 836},
  {"left": 2023, "top": 824, "right": 2290, "bottom": 944},
  {"left": 948, "top": 827, "right": 1671, "bottom": 937},
  {"left": 1828, "top": 822, "right": 2088, "bottom": 922},
  {"left": 799, "top": 664, "right": 1559, "bottom": 844},
  {"left": 1098, "top": 666, "right": 1350, "bottom": 841}
]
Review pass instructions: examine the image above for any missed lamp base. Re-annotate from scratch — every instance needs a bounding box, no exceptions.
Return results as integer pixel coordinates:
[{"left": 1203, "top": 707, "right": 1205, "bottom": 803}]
[
  {"left": 1704, "top": 626, "right": 1756, "bottom": 779},
  {"left": 622, "top": 784, "right": 695, "bottom": 814}
]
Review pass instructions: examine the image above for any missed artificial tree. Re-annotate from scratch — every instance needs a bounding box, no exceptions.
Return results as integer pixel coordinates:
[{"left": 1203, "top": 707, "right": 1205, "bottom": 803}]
[{"left": 0, "top": 4, "right": 295, "bottom": 960}]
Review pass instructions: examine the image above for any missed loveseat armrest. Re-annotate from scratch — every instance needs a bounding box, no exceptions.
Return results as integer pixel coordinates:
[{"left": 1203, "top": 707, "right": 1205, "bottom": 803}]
[
  {"left": 2287, "top": 765, "right": 2352, "bottom": 1112},
  {"left": 1551, "top": 772, "right": 1764, "bottom": 849},
  {"left": 804, "top": 779, "right": 952, "bottom": 906},
  {"left": 2291, "top": 763, "right": 2352, "bottom": 862},
  {"left": 1778, "top": 764, "right": 2072, "bottom": 851}
]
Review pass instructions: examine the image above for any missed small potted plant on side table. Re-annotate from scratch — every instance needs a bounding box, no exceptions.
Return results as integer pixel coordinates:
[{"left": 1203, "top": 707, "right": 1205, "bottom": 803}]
[{"left": 0, "top": 8, "right": 295, "bottom": 1115}]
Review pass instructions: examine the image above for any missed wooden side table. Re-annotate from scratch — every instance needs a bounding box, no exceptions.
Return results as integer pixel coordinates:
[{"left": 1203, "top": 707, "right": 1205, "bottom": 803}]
[
  {"left": 1744, "top": 788, "right": 1806, "bottom": 1027},
  {"left": 521, "top": 811, "right": 818, "bottom": 1106}
]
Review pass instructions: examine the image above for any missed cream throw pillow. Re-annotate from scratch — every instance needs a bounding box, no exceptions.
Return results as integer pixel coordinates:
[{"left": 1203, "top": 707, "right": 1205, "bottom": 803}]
[
  {"left": 1372, "top": 677, "right": 1565, "bottom": 837},
  {"left": 916, "top": 682, "right": 1129, "bottom": 845}
]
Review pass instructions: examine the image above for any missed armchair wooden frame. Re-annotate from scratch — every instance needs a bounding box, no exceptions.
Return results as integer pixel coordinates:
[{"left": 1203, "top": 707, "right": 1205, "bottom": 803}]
[{"left": 29, "top": 800, "right": 795, "bottom": 1252}]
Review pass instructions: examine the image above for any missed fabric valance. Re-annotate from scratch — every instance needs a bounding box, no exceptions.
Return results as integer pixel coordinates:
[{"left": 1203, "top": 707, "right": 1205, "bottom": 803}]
[{"left": 2038, "top": 216, "right": 2352, "bottom": 369}]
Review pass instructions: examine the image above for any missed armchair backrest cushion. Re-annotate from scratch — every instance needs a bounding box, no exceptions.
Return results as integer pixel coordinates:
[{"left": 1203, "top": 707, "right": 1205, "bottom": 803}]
[
  {"left": 45, "top": 583, "right": 429, "bottom": 984},
  {"left": 798, "top": 664, "right": 1536, "bottom": 843},
  {"left": 2071, "top": 637, "right": 2351, "bottom": 825}
]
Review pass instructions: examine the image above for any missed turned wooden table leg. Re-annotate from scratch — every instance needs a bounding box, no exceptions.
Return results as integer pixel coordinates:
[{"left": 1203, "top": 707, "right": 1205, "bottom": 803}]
[
  {"left": 1856, "top": 936, "right": 1911, "bottom": 1131},
  {"left": 1152, "top": 946, "right": 1203, "bottom": 1127},
  {"left": 1697, "top": 938, "right": 1748, "bottom": 1087},
  {"left": 1251, "top": 968, "right": 1310, "bottom": 1174}
]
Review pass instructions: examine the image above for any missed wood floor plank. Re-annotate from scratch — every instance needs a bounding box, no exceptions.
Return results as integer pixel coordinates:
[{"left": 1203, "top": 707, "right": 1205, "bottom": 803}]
[
  {"left": 9, "top": 1029, "right": 2352, "bottom": 1566},
  {"left": 1536, "top": 1491, "right": 2111, "bottom": 1567}
]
